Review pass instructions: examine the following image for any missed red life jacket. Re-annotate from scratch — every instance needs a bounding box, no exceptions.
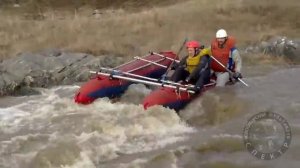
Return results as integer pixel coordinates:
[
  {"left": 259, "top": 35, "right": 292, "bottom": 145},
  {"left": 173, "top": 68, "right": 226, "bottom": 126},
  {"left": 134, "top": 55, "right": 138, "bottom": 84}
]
[{"left": 211, "top": 36, "right": 236, "bottom": 72}]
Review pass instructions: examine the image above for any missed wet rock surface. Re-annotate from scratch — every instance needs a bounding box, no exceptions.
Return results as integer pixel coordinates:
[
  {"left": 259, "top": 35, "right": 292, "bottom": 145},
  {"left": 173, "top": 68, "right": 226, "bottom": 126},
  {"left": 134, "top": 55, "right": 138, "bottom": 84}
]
[
  {"left": 0, "top": 49, "right": 124, "bottom": 96},
  {"left": 244, "top": 36, "right": 300, "bottom": 61}
]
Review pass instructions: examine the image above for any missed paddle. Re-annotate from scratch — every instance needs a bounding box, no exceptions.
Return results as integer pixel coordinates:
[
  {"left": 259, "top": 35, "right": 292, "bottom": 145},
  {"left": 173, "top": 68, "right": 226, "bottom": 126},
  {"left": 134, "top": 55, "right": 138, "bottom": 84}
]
[
  {"left": 210, "top": 55, "right": 249, "bottom": 87},
  {"left": 161, "top": 37, "right": 188, "bottom": 80}
]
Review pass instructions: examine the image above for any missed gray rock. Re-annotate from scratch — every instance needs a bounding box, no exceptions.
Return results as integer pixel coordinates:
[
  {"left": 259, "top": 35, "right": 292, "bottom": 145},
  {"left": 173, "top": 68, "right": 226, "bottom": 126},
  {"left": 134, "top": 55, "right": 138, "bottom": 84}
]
[
  {"left": 39, "top": 48, "right": 62, "bottom": 57},
  {"left": 245, "top": 36, "right": 299, "bottom": 61},
  {"left": 23, "top": 75, "right": 34, "bottom": 86},
  {"left": 13, "top": 86, "right": 41, "bottom": 96},
  {"left": 0, "top": 49, "right": 126, "bottom": 96},
  {"left": 98, "top": 54, "right": 125, "bottom": 68}
]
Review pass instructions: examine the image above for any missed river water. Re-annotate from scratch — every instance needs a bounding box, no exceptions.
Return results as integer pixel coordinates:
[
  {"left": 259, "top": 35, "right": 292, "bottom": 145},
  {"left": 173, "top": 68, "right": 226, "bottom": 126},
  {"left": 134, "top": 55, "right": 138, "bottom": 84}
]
[{"left": 0, "top": 66, "right": 299, "bottom": 168}]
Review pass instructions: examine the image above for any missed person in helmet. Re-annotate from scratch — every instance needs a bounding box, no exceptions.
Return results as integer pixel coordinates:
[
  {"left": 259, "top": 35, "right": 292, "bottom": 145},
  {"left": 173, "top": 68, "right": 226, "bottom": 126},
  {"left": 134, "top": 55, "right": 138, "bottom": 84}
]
[
  {"left": 210, "top": 29, "right": 242, "bottom": 86},
  {"left": 171, "top": 40, "right": 211, "bottom": 93}
]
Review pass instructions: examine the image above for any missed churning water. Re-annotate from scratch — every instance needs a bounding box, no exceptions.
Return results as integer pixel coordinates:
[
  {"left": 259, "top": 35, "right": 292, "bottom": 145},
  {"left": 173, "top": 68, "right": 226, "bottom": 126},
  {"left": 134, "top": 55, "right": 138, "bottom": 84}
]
[{"left": 1, "top": 66, "right": 300, "bottom": 168}]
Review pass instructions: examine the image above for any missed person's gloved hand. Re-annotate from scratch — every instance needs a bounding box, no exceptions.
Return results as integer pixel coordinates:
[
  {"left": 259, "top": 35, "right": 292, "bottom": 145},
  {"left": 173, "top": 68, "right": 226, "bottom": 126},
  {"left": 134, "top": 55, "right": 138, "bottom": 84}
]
[
  {"left": 158, "top": 74, "right": 167, "bottom": 82},
  {"left": 185, "top": 77, "right": 191, "bottom": 83},
  {"left": 233, "top": 72, "right": 242, "bottom": 79}
]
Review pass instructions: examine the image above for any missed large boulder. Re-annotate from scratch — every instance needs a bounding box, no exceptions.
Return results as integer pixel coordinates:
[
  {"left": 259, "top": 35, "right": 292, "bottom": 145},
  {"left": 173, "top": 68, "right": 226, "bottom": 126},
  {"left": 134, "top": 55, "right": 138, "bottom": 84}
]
[
  {"left": 0, "top": 49, "right": 124, "bottom": 96},
  {"left": 245, "top": 36, "right": 300, "bottom": 61}
]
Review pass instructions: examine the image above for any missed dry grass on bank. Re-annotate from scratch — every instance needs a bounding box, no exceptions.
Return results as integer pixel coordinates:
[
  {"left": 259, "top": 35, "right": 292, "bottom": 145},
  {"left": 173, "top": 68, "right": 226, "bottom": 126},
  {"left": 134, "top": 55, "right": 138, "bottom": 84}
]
[{"left": 0, "top": 0, "right": 299, "bottom": 61}]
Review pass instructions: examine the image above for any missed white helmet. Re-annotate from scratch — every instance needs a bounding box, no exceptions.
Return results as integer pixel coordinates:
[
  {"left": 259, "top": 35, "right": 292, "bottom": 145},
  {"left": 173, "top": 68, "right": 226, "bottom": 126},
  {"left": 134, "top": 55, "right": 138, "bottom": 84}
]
[{"left": 216, "top": 29, "right": 228, "bottom": 38}]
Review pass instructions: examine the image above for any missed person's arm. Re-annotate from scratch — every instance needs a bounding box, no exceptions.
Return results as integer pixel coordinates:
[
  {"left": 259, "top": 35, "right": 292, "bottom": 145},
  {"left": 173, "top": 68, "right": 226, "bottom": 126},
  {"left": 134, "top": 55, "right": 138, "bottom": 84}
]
[
  {"left": 231, "top": 49, "right": 243, "bottom": 79},
  {"left": 178, "top": 56, "right": 187, "bottom": 67},
  {"left": 186, "top": 55, "right": 210, "bottom": 81},
  {"left": 171, "top": 56, "right": 187, "bottom": 70},
  {"left": 231, "top": 49, "right": 242, "bottom": 73}
]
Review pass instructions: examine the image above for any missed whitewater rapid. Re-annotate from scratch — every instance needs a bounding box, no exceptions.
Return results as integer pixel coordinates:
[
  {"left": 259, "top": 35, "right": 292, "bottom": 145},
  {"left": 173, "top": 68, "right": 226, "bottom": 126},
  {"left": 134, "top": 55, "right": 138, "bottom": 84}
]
[
  {"left": 1, "top": 66, "right": 300, "bottom": 168},
  {"left": 0, "top": 84, "right": 196, "bottom": 168}
]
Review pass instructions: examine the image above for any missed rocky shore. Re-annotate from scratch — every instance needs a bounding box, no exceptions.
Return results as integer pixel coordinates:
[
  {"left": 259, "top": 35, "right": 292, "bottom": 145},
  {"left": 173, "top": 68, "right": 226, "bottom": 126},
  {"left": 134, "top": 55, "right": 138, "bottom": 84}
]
[
  {"left": 0, "top": 36, "right": 298, "bottom": 96},
  {"left": 0, "top": 49, "right": 124, "bottom": 96}
]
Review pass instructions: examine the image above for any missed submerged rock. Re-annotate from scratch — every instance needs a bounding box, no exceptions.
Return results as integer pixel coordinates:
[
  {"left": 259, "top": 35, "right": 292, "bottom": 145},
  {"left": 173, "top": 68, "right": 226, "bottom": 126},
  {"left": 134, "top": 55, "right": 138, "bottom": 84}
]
[{"left": 0, "top": 49, "right": 125, "bottom": 96}]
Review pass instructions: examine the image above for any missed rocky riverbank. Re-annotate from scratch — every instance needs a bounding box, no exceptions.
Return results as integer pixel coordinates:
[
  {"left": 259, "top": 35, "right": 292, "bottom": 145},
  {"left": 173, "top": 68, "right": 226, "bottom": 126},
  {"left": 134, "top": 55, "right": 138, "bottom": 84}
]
[
  {"left": 244, "top": 36, "right": 299, "bottom": 61},
  {"left": 0, "top": 36, "right": 299, "bottom": 96},
  {"left": 0, "top": 49, "right": 124, "bottom": 96}
]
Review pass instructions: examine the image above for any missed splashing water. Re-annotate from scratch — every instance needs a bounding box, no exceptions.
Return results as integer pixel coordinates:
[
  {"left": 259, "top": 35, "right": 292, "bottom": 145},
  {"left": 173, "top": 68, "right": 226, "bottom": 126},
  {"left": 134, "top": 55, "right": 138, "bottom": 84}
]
[
  {"left": 0, "top": 85, "right": 195, "bottom": 168},
  {"left": 1, "top": 66, "right": 300, "bottom": 168}
]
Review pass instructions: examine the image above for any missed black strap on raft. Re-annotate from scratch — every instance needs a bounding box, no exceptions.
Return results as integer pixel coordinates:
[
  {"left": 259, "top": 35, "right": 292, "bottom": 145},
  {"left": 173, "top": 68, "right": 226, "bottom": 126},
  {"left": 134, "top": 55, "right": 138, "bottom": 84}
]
[
  {"left": 95, "top": 69, "right": 101, "bottom": 80},
  {"left": 175, "top": 85, "right": 180, "bottom": 94},
  {"left": 109, "top": 70, "right": 119, "bottom": 80},
  {"left": 109, "top": 73, "right": 114, "bottom": 80}
]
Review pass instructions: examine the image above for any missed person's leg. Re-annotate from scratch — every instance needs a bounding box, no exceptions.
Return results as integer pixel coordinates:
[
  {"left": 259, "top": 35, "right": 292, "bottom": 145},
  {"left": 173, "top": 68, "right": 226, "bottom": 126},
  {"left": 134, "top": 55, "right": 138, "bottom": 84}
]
[
  {"left": 194, "top": 68, "right": 211, "bottom": 90},
  {"left": 203, "top": 68, "right": 211, "bottom": 85},
  {"left": 170, "top": 67, "right": 189, "bottom": 82},
  {"left": 216, "top": 72, "right": 230, "bottom": 87}
]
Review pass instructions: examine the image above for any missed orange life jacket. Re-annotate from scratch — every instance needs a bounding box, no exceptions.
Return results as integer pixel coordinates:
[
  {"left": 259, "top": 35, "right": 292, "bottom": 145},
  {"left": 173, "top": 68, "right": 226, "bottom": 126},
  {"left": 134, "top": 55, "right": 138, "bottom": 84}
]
[{"left": 210, "top": 36, "right": 236, "bottom": 72}]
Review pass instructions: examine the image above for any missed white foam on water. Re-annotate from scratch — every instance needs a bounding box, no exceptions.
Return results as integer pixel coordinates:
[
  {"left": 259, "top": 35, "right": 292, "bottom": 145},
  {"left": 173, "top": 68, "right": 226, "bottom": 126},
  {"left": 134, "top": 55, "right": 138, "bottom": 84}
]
[
  {"left": 117, "top": 158, "right": 149, "bottom": 168},
  {"left": 0, "top": 85, "right": 196, "bottom": 168},
  {"left": 0, "top": 107, "right": 31, "bottom": 133},
  {"left": 0, "top": 107, "right": 30, "bottom": 122},
  {"left": 61, "top": 152, "right": 97, "bottom": 168},
  {"left": 212, "top": 134, "right": 243, "bottom": 139}
]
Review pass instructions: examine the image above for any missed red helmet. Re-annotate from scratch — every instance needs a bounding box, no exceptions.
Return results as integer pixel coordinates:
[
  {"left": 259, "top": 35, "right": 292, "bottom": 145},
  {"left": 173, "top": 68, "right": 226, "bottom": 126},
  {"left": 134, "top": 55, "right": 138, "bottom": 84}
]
[{"left": 186, "top": 41, "right": 200, "bottom": 48}]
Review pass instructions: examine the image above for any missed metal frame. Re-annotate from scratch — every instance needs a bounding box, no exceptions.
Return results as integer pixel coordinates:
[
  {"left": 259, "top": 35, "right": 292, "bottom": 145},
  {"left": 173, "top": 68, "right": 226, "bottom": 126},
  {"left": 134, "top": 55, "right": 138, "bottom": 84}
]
[
  {"left": 90, "top": 71, "right": 196, "bottom": 94},
  {"left": 113, "top": 53, "right": 152, "bottom": 69},
  {"left": 133, "top": 56, "right": 167, "bottom": 68},
  {"left": 99, "top": 67, "right": 193, "bottom": 88},
  {"left": 151, "top": 52, "right": 180, "bottom": 63}
]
